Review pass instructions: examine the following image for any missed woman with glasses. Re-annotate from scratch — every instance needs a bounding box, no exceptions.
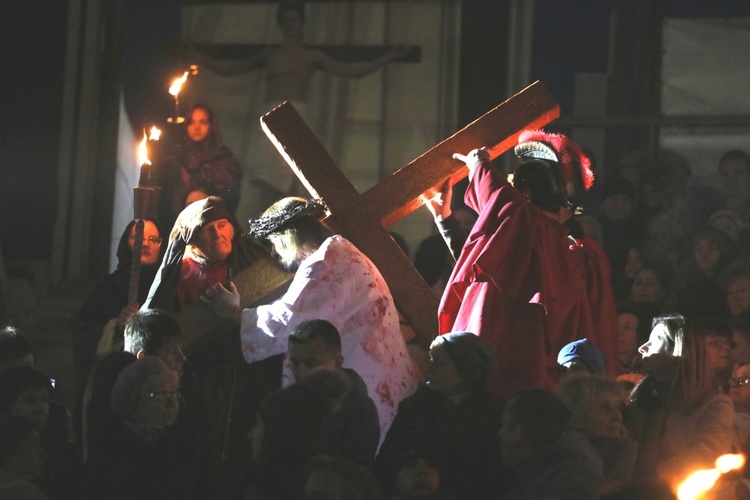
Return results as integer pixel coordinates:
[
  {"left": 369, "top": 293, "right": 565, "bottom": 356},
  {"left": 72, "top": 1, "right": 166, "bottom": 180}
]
[
  {"left": 693, "top": 317, "right": 736, "bottom": 389},
  {"left": 630, "top": 314, "right": 738, "bottom": 485},
  {"left": 73, "top": 219, "right": 165, "bottom": 441},
  {"left": 81, "top": 357, "right": 206, "bottom": 499}
]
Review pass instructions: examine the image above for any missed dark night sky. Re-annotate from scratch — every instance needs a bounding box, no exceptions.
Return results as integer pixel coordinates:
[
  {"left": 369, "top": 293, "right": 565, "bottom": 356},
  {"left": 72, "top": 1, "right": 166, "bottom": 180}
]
[{"left": 3, "top": 0, "right": 750, "bottom": 263}]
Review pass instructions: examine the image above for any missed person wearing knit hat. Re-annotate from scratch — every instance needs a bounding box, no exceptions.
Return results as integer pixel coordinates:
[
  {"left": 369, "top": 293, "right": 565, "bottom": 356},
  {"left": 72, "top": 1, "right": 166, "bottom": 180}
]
[
  {"left": 82, "top": 357, "right": 207, "bottom": 499},
  {"left": 428, "top": 331, "right": 496, "bottom": 391},
  {"left": 203, "top": 197, "right": 419, "bottom": 439},
  {"left": 557, "top": 338, "right": 606, "bottom": 381}
]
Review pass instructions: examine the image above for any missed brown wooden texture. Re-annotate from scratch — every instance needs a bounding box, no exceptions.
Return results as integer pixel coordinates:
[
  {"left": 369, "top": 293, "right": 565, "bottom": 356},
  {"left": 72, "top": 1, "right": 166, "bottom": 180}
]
[
  {"left": 262, "top": 108, "right": 439, "bottom": 347},
  {"left": 362, "top": 81, "right": 560, "bottom": 226}
]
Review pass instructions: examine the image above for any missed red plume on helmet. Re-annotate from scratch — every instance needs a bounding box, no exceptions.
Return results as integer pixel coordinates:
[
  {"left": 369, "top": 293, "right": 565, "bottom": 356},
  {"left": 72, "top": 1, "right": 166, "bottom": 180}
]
[{"left": 514, "top": 130, "right": 595, "bottom": 205}]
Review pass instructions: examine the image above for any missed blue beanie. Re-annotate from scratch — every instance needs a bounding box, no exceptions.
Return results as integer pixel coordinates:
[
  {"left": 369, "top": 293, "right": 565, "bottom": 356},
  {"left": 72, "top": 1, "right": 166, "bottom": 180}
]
[{"left": 557, "top": 338, "right": 605, "bottom": 375}]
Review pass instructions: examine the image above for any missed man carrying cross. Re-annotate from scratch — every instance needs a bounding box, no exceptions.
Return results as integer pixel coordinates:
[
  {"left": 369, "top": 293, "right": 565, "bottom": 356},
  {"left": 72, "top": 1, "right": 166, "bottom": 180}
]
[{"left": 203, "top": 197, "right": 420, "bottom": 438}]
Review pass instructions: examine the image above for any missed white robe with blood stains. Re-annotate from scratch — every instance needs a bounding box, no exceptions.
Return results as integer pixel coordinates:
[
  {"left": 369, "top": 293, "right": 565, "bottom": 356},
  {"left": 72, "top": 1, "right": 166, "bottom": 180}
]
[{"left": 239, "top": 235, "right": 420, "bottom": 437}]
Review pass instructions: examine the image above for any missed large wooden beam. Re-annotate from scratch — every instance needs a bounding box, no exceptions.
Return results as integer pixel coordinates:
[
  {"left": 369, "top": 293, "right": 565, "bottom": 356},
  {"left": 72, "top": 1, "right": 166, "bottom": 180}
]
[
  {"left": 261, "top": 108, "right": 440, "bottom": 348},
  {"left": 363, "top": 81, "right": 559, "bottom": 226}
]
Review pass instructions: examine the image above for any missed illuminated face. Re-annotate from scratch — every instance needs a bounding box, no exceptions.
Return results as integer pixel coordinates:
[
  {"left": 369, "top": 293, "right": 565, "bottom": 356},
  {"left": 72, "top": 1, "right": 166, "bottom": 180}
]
[
  {"left": 703, "top": 334, "right": 734, "bottom": 372},
  {"left": 129, "top": 221, "right": 161, "bottom": 266},
  {"left": 394, "top": 457, "right": 440, "bottom": 497},
  {"left": 288, "top": 337, "right": 342, "bottom": 382},
  {"left": 187, "top": 107, "right": 210, "bottom": 143},
  {"left": 156, "top": 340, "right": 186, "bottom": 377},
  {"left": 10, "top": 388, "right": 49, "bottom": 431},
  {"left": 195, "top": 219, "right": 234, "bottom": 263},
  {"left": 617, "top": 313, "right": 639, "bottom": 364},
  {"left": 631, "top": 269, "right": 663, "bottom": 304},
  {"left": 639, "top": 323, "right": 673, "bottom": 358},
  {"left": 728, "top": 277, "right": 750, "bottom": 316},
  {"left": 583, "top": 391, "right": 622, "bottom": 438},
  {"left": 426, "top": 343, "right": 463, "bottom": 394},
  {"left": 133, "top": 371, "right": 180, "bottom": 427},
  {"left": 729, "top": 364, "right": 750, "bottom": 408},
  {"left": 694, "top": 239, "right": 720, "bottom": 273}
]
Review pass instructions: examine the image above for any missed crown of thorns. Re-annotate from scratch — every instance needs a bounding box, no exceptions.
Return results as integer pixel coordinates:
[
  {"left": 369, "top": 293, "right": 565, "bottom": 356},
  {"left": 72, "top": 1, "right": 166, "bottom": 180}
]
[{"left": 248, "top": 199, "right": 329, "bottom": 238}]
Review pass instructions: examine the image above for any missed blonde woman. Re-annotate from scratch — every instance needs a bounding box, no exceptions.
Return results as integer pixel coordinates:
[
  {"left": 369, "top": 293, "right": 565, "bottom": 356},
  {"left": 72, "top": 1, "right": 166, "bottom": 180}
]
[{"left": 630, "top": 314, "right": 737, "bottom": 485}]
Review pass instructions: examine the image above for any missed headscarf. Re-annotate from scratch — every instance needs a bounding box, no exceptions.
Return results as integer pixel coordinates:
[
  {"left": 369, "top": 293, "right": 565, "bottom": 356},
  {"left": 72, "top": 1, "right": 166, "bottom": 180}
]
[
  {"left": 431, "top": 332, "right": 496, "bottom": 387},
  {"left": 142, "top": 196, "right": 267, "bottom": 312}
]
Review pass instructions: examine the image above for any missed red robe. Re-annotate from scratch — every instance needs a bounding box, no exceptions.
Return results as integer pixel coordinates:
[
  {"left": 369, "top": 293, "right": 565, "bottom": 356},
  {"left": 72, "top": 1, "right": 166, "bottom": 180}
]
[
  {"left": 438, "top": 160, "right": 597, "bottom": 396},
  {"left": 569, "top": 235, "right": 619, "bottom": 376}
]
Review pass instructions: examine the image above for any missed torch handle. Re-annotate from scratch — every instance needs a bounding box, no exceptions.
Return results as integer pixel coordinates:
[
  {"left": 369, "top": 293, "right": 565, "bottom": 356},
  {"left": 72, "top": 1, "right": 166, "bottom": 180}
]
[{"left": 128, "top": 219, "right": 145, "bottom": 307}]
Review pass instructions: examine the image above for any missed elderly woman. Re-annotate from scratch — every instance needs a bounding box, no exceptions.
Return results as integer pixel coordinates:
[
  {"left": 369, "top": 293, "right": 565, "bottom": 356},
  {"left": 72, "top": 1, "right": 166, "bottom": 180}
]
[
  {"left": 376, "top": 332, "right": 505, "bottom": 500},
  {"left": 630, "top": 314, "right": 737, "bottom": 484},
  {"left": 81, "top": 357, "right": 206, "bottom": 499},
  {"left": 144, "top": 196, "right": 267, "bottom": 312},
  {"left": 556, "top": 374, "right": 638, "bottom": 495}
]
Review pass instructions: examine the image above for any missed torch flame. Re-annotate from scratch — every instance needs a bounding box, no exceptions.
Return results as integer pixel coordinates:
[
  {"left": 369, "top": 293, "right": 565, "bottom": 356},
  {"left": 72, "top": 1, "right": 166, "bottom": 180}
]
[
  {"left": 716, "top": 453, "right": 745, "bottom": 473},
  {"left": 677, "top": 469, "right": 721, "bottom": 500},
  {"left": 676, "top": 454, "right": 745, "bottom": 500},
  {"left": 137, "top": 130, "right": 151, "bottom": 166},
  {"left": 169, "top": 71, "right": 189, "bottom": 96},
  {"left": 149, "top": 126, "right": 161, "bottom": 141}
]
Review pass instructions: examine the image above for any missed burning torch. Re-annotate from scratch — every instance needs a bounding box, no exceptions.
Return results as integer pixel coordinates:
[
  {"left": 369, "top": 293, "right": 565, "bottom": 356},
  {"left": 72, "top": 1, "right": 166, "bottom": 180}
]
[
  {"left": 129, "top": 128, "right": 161, "bottom": 306},
  {"left": 167, "top": 65, "right": 198, "bottom": 124}
]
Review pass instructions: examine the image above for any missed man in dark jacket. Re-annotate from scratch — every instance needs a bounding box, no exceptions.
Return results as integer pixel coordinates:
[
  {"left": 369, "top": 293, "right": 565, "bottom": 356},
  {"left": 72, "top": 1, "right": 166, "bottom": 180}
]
[{"left": 287, "top": 319, "right": 380, "bottom": 466}]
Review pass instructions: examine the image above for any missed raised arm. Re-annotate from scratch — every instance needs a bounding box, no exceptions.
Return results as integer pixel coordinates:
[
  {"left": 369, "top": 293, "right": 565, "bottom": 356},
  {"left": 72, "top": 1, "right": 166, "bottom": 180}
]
[
  {"left": 316, "top": 45, "right": 410, "bottom": 78},
  {"left": 187, "top": 43, "right": 268, "bottom": 77}
]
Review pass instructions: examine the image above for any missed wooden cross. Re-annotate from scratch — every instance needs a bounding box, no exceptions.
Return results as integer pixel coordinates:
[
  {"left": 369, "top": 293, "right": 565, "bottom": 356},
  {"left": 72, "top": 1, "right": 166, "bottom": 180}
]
[
  {"left": 193, "top": 43, "right": 421, "bottom": 64},
  {"left": 258, "top": 81, "right": 560, "bottom": 347}
]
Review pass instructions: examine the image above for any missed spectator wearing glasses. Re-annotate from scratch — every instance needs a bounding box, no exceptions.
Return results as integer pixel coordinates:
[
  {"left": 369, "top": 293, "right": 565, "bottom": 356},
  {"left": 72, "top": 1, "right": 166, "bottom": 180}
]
[
  {"left": 73, "top": 219, "right": 165, "bottom": 439},
  {"left": 81, "top": 357, "right": 208, "bottom": 499},
  {"left": 729, "top": 362, "right": 750, "bottom": 454},
  {"left": 85, "top": 310, "right": 193, "bottom": 462},
  {"left": 693, "top": 317, "right": 735, "bottom": 390}
]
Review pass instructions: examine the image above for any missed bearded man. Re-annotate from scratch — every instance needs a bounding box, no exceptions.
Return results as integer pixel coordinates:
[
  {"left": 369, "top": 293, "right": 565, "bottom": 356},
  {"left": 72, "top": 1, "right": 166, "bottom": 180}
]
[{"left": 203, "top": 197, "right": 419, "bottom": 437}]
